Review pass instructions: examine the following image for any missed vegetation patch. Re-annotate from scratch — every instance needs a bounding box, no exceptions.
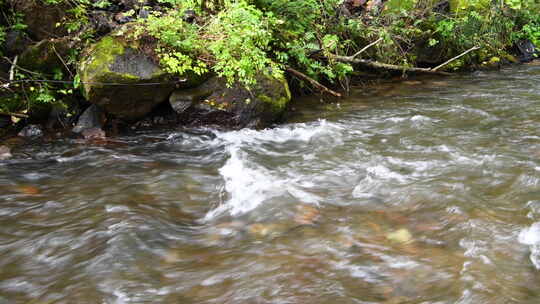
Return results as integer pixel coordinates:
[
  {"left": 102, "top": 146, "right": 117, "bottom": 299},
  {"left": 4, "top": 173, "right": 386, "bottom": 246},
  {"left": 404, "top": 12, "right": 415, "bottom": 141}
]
[{"left": 1, "top": 0, "right": 540, "bottom": 125}]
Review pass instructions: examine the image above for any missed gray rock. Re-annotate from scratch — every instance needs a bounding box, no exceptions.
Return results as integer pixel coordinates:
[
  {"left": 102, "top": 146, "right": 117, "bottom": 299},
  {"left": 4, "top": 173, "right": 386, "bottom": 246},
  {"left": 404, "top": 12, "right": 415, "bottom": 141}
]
[
  {"left": 73, "top": 104, "right": 104, "bottom": 133},
  {"left": 138, "top": 8, "right": 149, "bottom": 19},
  {"left": 90, "top": 10, "right": 118, "bottom": 36},
  {"left": 171, "top": 73, "right": 291, "bottom": 128},
  {"left": 18, "top": 124, "right": 43, "bottom": 138},
  {"left": 0, "top": 146, "right": 11, "bottom": 160},
  {"left": 169, "top": 78, "right": 220, "bottom": 114}
]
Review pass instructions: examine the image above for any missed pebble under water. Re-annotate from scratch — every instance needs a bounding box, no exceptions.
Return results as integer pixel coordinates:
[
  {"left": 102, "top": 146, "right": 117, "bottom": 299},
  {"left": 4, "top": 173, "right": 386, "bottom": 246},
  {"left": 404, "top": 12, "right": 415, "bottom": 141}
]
[{"left": 1, "top": 64, "right": 540, "bottom": 303}]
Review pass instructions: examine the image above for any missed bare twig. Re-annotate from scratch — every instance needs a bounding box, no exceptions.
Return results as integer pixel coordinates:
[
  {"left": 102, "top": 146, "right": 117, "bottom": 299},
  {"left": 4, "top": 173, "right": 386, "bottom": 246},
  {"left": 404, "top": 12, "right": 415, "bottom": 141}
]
[
  {"left": 286, "top": 66, "right": 342, "bottom": 97},
  {"left": 432, "top": 46, "right": 480, "bottom": 71},
  {"left": 331, "top": 55, "right": 452, "bottom": 76},
  {"left": 2, "top": 56, "right": 41, "bottom": 76},
  {"left": 9, "top": 56, "right": 18, "bottom": 81},
  {"left": 52, "top": 45, "right": 74, "bottom": 77},
  {"left": 350, "top": 37, "right": 383, "bottom": 59}
]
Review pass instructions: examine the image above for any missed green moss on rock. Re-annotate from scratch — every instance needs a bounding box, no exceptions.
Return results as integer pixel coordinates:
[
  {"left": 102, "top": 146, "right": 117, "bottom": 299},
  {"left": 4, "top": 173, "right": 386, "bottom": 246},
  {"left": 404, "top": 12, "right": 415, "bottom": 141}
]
[
  {"left": 256, "top": 73, "right": 291, "bottom": 115},
  {"left": 80, "top": 36, "right": 126, "bottom": 85},
  {"left": 170, "top": 72, "right": 291, "bottom": 128},
  {"left": 78, "top": 33, "right": 177, "bottom": 120}
]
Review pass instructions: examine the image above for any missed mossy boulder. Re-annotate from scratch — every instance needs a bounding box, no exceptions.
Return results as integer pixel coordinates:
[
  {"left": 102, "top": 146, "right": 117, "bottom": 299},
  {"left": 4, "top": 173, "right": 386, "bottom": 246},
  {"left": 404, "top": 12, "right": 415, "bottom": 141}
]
[
  {"left": 169, "top": 73, "right": 291, "bottom": 128},
  {"left": 78, "top": 33, "right": 196, "bottom": 120}
]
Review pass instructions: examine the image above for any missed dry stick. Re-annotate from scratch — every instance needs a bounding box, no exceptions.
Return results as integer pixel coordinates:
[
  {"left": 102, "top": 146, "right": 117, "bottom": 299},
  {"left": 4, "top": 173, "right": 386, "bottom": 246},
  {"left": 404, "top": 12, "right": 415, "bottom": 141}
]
[
  {"left": 431, "top": 46, "right": 480, "bottom": 71},
  {"left": 331, "top": 55, "right": 452, "bottom": 76},
  {"left": 0, "top": 111, "right": 29, "bottom": 118},
  {"left": 350, "top": 37, "right": 383, "bottom": 59},
  {"left": 9, "top": 56, "right": 18, "bottom": 81},
  {"left": 286, "top": 67, "right": 342, "bottom": 97}
]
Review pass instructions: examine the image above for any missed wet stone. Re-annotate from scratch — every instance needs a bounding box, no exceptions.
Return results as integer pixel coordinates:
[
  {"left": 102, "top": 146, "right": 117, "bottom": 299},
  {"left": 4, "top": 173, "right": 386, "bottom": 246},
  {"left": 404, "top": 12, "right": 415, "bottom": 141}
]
[
  {"left": 0, "top": 146, "right": 11, "bottom": 160},
  {"left": 82, "top": 127, "right": 106, "bottom": 140},
  {"left": 201, "top": 221, "right": 247, "bottom": 245},
  {"left": 18, "top": 124, "right": 43, "bottom": 138}
]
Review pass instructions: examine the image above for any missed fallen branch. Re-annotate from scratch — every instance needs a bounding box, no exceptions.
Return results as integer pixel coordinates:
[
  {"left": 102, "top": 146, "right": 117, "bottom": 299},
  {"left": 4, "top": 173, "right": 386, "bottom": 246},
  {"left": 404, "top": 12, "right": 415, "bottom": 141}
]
[
  {"left": 0, "top": 111, "right": 29, "bottom": 119},
  {"left": 286, "top": 66, "right": 342, "bottom": 97},
  {"left": 331, "top": 55, "right": 452, "bottom": 76},
  {"left": 349, "top": 37, "right": 383, "bottom": 60},
  {"left": 432, "top": 46, "right": 480, "bottom": 71}
]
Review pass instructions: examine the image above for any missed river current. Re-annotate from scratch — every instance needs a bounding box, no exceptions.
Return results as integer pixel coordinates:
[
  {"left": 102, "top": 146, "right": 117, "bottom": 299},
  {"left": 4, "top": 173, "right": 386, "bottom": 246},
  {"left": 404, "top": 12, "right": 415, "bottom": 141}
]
[{"left": 1, "top": 64, "right": 539, "bottom": 303}]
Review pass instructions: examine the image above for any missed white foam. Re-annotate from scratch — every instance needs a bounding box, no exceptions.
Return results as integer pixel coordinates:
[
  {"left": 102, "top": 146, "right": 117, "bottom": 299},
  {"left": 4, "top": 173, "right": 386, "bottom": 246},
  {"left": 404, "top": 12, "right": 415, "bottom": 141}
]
[
  {"left": 204, "top": 120, "right": 342, "bottom": 220},
  {"left": 204, "top": 146, "right": 286, "bottom": 220},
  {"left": 519, "top": 222, "right": 540, "bottom": 245},
  {"left": 518, "top": 222, "right": 540, "bottom": 269},
  {"left": 215, "top": 119, "right": 342, "bottom": 146}
]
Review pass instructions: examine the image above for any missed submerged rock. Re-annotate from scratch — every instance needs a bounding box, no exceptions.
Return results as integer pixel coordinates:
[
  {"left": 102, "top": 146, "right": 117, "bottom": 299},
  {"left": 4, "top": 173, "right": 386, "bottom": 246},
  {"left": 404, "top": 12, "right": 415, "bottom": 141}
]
[
  {"left": 294, "top": 204, "right": 320, "bottom": 225},
  {"left": 0, "top": 146, "right": 11, "bottom": 160},
  {"left": 82, "top": 127, "right": 106, "bottom": 140},
  {"left": 78, "top": 31, "right": 202, "bottom": 120},
  {"left": 170, "top": 73, "right": 291, "bottom": 128},
  {"left": 18, "top": 125, "right": 43, "bottom": 138}
]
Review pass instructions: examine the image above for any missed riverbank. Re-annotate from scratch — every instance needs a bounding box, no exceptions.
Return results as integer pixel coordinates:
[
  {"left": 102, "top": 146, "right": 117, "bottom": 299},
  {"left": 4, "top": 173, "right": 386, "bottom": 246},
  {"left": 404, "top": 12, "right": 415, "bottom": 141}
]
[{"left": 1, "top": 0, "right": 540, "bottom": 141}]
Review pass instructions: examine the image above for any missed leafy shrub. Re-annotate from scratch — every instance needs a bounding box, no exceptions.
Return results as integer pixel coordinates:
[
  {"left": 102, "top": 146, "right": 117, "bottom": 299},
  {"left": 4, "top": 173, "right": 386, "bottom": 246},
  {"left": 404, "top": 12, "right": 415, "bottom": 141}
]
[
  {"left": 139, "top": 0, "right": 281, "bottom": 86},
  {"left": 207, "top": 1, "right": 281, "bottom": 86}
]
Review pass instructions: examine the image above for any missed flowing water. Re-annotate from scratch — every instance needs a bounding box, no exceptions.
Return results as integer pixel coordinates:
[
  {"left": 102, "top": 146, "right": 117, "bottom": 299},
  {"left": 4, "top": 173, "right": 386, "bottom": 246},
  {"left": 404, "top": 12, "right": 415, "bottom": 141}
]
[{"left": 1, "top": 64, "right": 540, "bottom": 304}]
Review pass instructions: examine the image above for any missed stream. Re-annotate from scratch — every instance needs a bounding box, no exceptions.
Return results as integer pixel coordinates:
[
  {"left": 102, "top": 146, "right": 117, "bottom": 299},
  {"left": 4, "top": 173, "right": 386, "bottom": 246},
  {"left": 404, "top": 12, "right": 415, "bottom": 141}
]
[{"left": 1, "top": 64, "right": 539, "bottom": 303}]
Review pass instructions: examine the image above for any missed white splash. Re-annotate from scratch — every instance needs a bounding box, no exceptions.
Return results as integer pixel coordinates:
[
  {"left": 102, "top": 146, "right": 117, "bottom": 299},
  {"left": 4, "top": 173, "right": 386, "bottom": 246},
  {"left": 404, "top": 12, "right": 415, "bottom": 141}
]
[
  {"left": 204, "top": 146, "right": 286, "bottom": 220},
  {"left": 518, "top": 222, "right": 540, "bottom": 269},
  {"left": 204, "top": 120, "right": 342, "bottom": 220}
]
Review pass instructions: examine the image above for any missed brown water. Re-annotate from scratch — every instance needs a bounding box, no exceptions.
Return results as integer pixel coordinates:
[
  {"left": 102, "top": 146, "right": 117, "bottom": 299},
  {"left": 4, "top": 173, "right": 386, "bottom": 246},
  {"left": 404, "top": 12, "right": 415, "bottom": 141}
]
[{"left": 1, "top": 65, "right": 540, "bottom": 304}]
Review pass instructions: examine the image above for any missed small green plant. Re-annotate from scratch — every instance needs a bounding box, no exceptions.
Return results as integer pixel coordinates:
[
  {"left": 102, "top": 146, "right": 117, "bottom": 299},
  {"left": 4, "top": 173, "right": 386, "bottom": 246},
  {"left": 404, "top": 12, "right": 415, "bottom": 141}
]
[{"left": 207, "top": 1, "right": 281, "bottom": 86}]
